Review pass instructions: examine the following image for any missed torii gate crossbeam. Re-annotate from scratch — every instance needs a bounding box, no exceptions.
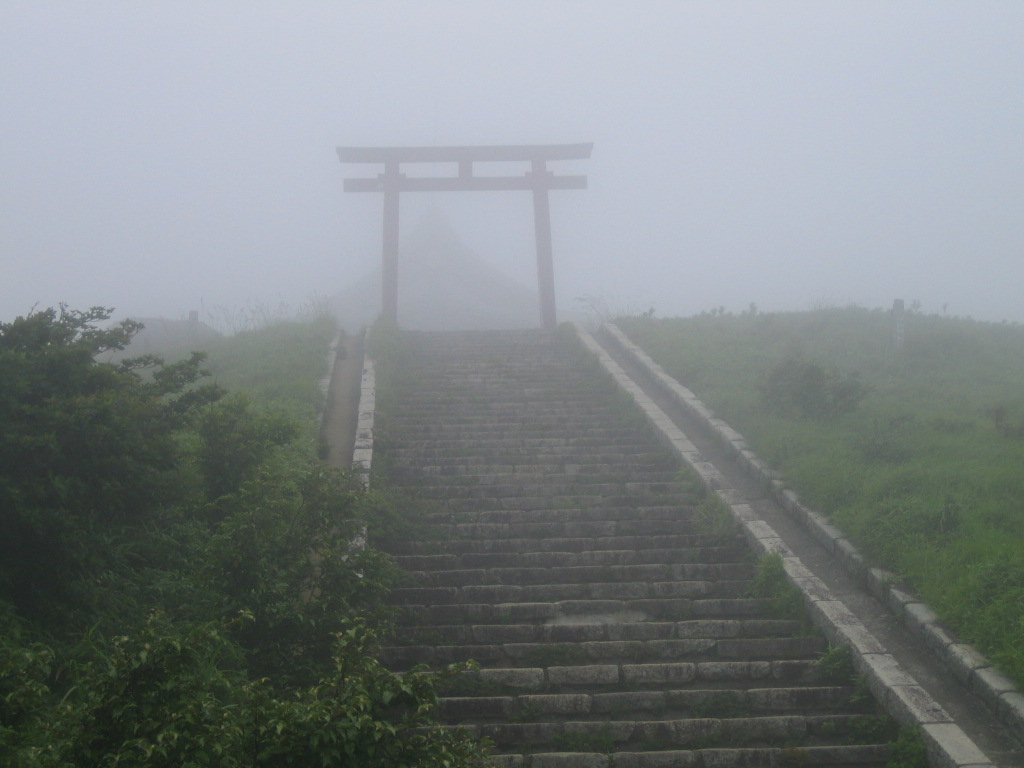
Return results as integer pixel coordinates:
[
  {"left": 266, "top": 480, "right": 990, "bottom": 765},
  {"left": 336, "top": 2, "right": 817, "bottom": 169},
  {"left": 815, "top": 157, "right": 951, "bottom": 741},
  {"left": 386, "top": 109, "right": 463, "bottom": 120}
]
[{"left": 337, "top": 143, "right": 592, "bottom": 330}]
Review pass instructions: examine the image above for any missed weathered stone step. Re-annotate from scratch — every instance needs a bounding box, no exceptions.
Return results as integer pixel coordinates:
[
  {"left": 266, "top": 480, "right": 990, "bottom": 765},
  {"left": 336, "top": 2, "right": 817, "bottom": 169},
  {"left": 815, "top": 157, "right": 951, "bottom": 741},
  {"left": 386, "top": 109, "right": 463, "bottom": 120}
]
[
  {"left": 389, "top": 424, "right": 644, "bottom": 438},
  {"left": 488, "top": 744, "right": 890, "bottom": 767},
  {"left": 391, "top": 398, "right": 626, "bottom": 412},
  {"left": 395, "top": 397, "right": 603, "bottom": 409},
  {"left": 406, "top": 482, "right": 695, "bottom": 501},
  {"left": 419, "top": 517, "right": 700, "bottom": 539},
  {"left": 391, "top": 579, "right": 751, "bottom": 606},
  {"left": 388, "top": 416, "right": 632, "bottom": 430},
  {"left": 402, "top": 561, "right": 755, "bottom": 588},
  {"left": 388, "top": 456, "right": 677, "bottom": 471},
  {"left": 384, "top": 636, "right": 826, "bottom": 670},
  {"left": 437, "top": 712, "right": 885, "bottom": 751},
  {"left": 395, "top": 619, "right": 801, "bottom": 647},
  {"left": 384, "top": 446, "right": 674, "bottom": 462},
  {"left": 387, "top": 446, "right": 668, "bottom": 459},
  {"left": 438, "top": 659, "right": 830, "bottom": 695},
  {"left": 439, "top": 684, "right": 861, "bottom": 722},
  {"left": 384, "top": 537, "right": 747, "bottom": 559},
  {"left": 399, "top": 596, "right": 775, "bottom": 626},
  {"left": 388, "top": 466, "right": 682, "bottom": 482},
  {"left": 413, "top": 506, "right": 701, "bottom": 528},
  {"left": 435, "top": 500, "right": 697, "bottom": 519},
  {"left": 389, "top": 544, "right": 749, "bottom": 569}
]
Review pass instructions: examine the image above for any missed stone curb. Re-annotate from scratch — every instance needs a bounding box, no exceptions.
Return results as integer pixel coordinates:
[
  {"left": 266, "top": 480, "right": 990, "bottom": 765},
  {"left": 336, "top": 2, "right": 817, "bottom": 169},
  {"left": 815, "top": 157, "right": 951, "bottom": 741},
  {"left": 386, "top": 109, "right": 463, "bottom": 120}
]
[
  {"left": 352, "top": 345, "right": 375, "bottom": 488},
  {"left": 576, "top": 323, "right": 995, "bottom": 768},
  {"left": 318, "top": 326, "right": 374, "bottom": 487}
]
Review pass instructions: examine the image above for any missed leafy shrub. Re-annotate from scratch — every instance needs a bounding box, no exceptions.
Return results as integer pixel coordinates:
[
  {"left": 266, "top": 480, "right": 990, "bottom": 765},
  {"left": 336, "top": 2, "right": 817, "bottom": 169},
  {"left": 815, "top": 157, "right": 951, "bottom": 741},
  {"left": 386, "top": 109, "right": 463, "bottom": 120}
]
[
  {"left": 887, "top": 726, "right": 929, "bottom": 768},
  {"left": 0, "top": 306, "right": 484, "bottom": 767},
  {"left": 761, "top": 357, "right": 868, "bottom": 420},
  {"left": 749, "top": 553, "right": 806, "bottom": 622},
  {"left": 0, "top": 306, "right": 221, "bottom": 622},
  {"left": 2, "top": 616, "right": 484, "bottom": 767},
  {"left": 815, "top": 644, "right": 854, "bottom": 685},
  {"left": 196, "top": 393, "right": 298, "bottom": 500},
  {"left": 984, "top": 403, "right": 1024, "bottom": 440},
  {"left": 694, "top": 493, "right": 738, "bottom": 542}
]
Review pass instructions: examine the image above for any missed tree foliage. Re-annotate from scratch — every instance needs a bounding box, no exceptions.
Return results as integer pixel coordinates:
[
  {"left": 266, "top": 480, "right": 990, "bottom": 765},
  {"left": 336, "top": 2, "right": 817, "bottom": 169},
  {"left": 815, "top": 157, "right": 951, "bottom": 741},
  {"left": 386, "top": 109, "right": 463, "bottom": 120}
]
[
  {"left": 0, "top": 307, "right": 482, "bottom": 767},
  {"left": 0, "top": 306, "right": 221, "bottom": 620},
  {"left": 760, "top": 356, "right": 868, "bottom": 421}
]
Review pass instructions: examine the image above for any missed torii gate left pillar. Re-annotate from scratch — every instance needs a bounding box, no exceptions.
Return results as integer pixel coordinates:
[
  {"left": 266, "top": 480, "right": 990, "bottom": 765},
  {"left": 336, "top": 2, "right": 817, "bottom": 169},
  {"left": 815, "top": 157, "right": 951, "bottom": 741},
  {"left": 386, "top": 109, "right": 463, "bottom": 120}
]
[{"left": 337, "top": 144, "right": 592, "bottom": 330}]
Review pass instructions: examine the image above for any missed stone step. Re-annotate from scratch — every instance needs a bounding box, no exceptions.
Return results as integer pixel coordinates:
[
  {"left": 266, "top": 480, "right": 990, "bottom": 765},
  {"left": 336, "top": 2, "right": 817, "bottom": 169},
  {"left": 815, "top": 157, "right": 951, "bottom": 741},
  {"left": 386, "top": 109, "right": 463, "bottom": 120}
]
[
  {"left": 433, "top": 500, "right": 697, "bottom": 518},
  {"left": 438, "top": 659, "right": 832, "bottom": 696},
  {"left": 411, "top": 517, "right": 701, "bottom": 538},
  {"left": 487, "top": 744, "right": 890, "bottom": 767},
  {"left": 388, "top": 413, "right": 632, "bottom": 428},
  {"left": 390, "top": 580, "right": 751, "bottom": 607},
  {"left": 388, "top": 466, "right": 682, "bottom": 481},
  {"left": 395, "top": 619, "right": 801, "bottom": 647},
  {"left": 381, "top": 436, "right": 665, "bottom": 451},
  {"left": 386, "top": 398, "right": 625, "bottom": 408},
  {"left": 412, "top": 506, "right": 702, "bottom": 528},
  {"left": 439, "top": 684, "right": 863, "bottom": 722},
  {"left": 436, "top": 713, "right": 886, "bottom": 751},
  {"left": 389, "top": 424, "right": 644, "bottom": 438},
  {"left": 384, "top": 636, "right": 826, "bottom": 670},
  {"left": 388, "top": 456, "right": 677, "bottom": 470},
  {"left": 402, "top": 561, "right": 755, "bottom": 588},
  {"left": 403, "top": 482, "right": 695, "bottom": 501},
  {"left": 383, "top": 446, "right": 675, "bottom": 463},
  {"left": 384, "top": 538, "right": 747, "bottom": 559},
  {"left": 398, "top": 597, "right": 775, "bottom": 626}
]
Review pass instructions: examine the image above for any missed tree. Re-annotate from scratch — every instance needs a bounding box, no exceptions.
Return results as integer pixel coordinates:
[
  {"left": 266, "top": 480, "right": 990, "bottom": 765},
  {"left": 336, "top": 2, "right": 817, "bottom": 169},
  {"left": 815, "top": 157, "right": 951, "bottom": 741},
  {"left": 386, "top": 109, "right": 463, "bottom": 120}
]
[{"left": 0, "top": 306, "right": 221, "bottom": 623}]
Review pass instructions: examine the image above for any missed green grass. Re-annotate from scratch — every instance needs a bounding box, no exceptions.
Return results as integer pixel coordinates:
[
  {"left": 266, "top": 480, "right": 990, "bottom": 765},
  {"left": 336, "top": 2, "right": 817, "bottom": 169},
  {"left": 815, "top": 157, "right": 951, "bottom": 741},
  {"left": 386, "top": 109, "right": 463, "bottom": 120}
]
[
  {"left": 121, "top": 310, "right": 338, "bottom": 428},
  {"left": 196, "top": 313, "right": 337, "bottom": 418},
  {"left": 618, "top": 307, "right": 1024, "bottom": 687}
]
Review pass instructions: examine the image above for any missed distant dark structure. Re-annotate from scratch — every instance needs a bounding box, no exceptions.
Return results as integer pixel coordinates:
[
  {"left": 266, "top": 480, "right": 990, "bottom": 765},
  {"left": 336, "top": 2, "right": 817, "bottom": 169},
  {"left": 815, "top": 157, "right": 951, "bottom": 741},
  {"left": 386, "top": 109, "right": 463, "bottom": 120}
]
[
  {"left": 330, "top": 212, "right": 539, "bottom": 333},
  {"left": 337, "top": 143, "right": 592, "bottom": 330}
]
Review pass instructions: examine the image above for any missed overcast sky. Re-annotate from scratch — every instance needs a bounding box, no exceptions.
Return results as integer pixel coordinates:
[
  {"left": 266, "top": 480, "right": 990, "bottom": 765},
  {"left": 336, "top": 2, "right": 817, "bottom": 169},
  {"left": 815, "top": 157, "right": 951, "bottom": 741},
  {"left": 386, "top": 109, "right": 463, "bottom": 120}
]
[{"left": 2, "top": 1, "right": 1022, "bottom": 327}]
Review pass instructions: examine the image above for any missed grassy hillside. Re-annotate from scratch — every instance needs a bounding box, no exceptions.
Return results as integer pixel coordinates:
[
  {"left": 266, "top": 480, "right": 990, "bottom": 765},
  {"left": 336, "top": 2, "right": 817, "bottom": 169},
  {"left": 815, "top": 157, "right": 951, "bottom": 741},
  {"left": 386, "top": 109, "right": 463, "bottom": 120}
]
[{"left": 618, "top": 307, "right": 1024, "bottom": 686}]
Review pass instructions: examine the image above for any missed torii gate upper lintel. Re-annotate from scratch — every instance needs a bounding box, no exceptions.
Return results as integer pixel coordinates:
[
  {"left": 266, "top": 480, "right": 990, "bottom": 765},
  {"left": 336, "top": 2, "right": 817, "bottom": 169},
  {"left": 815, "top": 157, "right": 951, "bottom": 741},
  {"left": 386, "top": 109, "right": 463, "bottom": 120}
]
[{"left": 337, "top": 143, "right": 592, "bottom": 330}]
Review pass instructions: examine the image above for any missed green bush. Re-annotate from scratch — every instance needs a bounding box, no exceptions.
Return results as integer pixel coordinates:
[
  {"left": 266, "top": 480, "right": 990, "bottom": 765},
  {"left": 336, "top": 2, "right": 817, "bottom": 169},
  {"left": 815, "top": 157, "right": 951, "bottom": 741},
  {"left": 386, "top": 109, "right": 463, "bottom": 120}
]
[
  {"left": 0, "top": 306, "right": 220, "bottom": 622},
  {"left": 749, "top": 553, "right": 805, "bottom": 622},
  {"left": 761, "top": 357, "right": 868, "bottom": 420},
  {"left": 0, "top": 306, "right": 483, "bottom": 767}
]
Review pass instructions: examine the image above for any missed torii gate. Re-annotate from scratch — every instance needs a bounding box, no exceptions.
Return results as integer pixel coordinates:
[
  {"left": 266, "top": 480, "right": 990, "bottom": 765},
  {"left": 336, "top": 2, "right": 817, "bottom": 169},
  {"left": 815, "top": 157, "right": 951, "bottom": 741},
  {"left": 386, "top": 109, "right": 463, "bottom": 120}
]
[{"left": 337, "top": 143, "right": 592, "bottom": 330}]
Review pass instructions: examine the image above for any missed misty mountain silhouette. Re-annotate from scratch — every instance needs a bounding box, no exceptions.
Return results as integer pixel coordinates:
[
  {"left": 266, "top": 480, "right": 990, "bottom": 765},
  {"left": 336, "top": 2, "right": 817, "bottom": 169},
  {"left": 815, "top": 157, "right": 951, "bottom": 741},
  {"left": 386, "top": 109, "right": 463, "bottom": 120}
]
[{"left": 331, "top": 212, "right": 540, "bottom": 332}]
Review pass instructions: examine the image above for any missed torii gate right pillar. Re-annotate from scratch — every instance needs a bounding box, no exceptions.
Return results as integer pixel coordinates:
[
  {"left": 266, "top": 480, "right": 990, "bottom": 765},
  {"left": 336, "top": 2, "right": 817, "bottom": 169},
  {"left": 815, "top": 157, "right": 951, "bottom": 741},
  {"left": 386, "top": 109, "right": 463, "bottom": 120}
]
[
  {"left": 531, "top": 159, "right": 557, "bottom": 330},
  {"left": 381, "top": 162, "right": 401, "bottom": 324}
]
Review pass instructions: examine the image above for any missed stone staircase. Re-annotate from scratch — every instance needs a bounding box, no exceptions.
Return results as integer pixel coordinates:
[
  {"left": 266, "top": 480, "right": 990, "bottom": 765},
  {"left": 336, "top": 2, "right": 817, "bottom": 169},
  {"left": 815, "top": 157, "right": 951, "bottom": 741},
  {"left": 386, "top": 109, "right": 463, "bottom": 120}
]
[{"left": 375, "top": 329, "right": 898, "bottom": 767}]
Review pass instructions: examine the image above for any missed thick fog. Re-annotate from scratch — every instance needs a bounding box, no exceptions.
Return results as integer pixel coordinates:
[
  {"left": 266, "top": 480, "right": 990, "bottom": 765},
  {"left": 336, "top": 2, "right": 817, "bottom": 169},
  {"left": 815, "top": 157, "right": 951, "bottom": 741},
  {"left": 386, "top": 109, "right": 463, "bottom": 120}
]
[{"left": 2, "top": 2, "right": 1022, "bottom": 327}]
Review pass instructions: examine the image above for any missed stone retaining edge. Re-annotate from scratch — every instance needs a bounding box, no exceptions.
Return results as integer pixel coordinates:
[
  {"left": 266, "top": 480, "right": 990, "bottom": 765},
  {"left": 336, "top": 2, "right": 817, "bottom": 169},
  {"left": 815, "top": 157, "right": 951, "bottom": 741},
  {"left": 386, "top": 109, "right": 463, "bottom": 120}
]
[
  {"left": 576, "top": 322, "right": 994, "bottom": 768},
  {"left": 352, "top": 340, "right": 375, "bottom": 488}
]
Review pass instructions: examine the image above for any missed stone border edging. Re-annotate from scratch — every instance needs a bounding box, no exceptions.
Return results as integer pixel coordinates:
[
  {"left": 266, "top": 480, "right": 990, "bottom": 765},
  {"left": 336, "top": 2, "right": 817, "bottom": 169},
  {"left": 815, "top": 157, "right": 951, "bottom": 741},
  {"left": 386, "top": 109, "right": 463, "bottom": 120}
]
[
  {"left": 352, "top": 339, "right": 376, "bottom": 488},
  {"left": 575, "top": 322, "right": 994, "bottom": 768}
]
